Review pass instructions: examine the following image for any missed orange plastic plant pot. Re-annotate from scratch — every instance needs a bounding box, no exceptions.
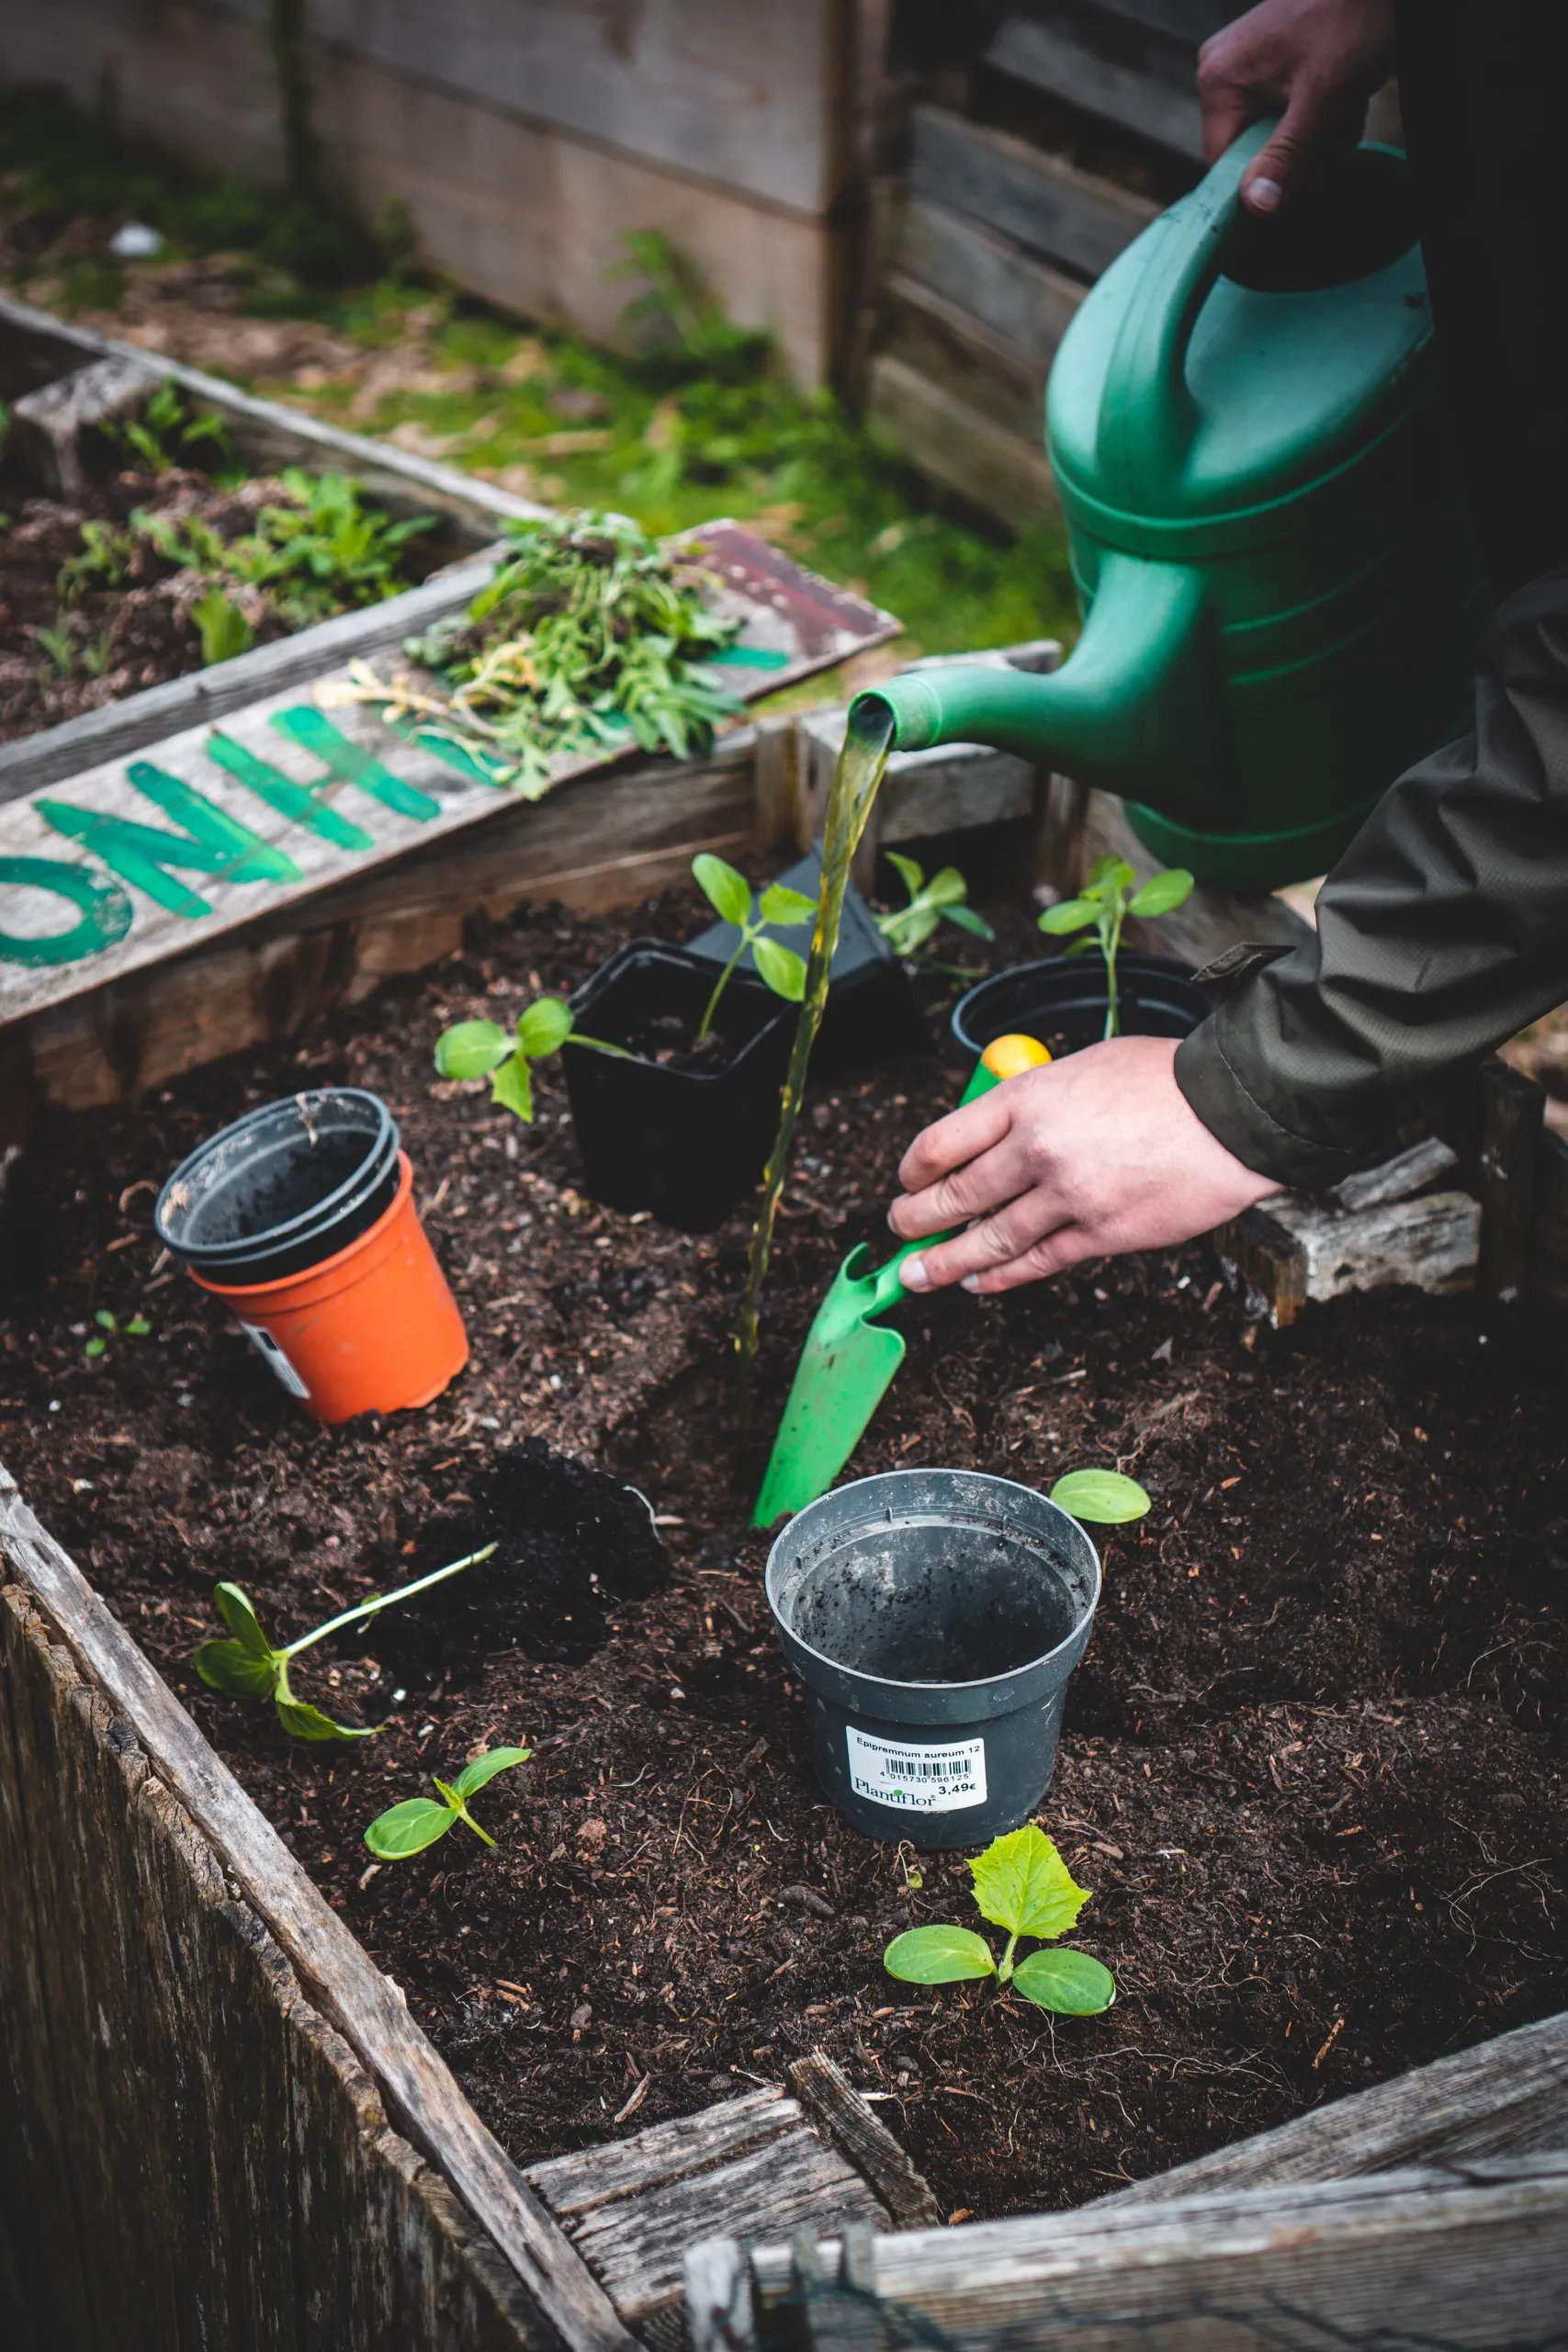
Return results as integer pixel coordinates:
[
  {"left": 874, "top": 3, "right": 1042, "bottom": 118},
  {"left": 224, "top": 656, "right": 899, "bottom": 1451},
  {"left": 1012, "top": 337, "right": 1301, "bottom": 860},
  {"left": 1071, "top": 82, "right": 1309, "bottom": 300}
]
[{"left": 193, "top": 1153, "right": 468, "bottom": 1422}]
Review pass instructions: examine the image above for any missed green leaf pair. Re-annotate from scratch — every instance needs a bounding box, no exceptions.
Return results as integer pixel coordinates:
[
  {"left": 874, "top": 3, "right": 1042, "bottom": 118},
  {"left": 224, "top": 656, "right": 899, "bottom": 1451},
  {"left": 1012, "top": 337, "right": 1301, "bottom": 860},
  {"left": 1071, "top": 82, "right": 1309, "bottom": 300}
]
[
  {"left": 875, "top": 853, "right": 995, "bottom": 960},
  {"left": 691, "top": 854, "right": 818, "bottom": 1039},
  {"left": 885, "top": 1824, "right": 1115, "bottom": 2016},
  {"left": 84, "top": 1307, "right": 150, "bottom": 1359},
  {"left": 192, "top": 1544, "right": 495, "bottom": 1744},
  {"left": 364, "top": 1746, "right": 531, "bottom": 1859},
  {"left": 1038, "top": 854, "right": 1193, "bottom": 1039},
  {"left": 434, "top": 994, "right": 577, "bottom": 1123}
]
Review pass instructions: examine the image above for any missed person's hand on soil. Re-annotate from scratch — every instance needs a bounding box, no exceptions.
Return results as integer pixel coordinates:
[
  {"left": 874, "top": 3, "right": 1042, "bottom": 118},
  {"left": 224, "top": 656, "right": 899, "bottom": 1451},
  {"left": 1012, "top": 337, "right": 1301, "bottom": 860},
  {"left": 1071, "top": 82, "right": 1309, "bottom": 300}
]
[
  {"left": 1198, "top": 0, "right": 1397, "bottom": 216},
  {"left": 890, "top": 1035, "right": 1279, "bottom": 1295}
]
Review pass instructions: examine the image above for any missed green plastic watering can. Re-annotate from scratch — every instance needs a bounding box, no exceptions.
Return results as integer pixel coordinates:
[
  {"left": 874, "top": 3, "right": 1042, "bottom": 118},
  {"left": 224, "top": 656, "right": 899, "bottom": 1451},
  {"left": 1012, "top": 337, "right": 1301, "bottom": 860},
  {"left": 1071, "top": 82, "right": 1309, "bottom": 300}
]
[{"left": 855, "top": 124, "right": 1488, "bottom": 890}]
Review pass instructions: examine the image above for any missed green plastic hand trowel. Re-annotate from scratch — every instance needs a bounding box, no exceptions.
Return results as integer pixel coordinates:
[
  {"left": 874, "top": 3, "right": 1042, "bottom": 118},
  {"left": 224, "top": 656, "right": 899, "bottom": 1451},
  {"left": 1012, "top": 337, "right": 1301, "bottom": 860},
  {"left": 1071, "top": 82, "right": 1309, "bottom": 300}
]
[{"left": 752, "top": 1035, "right": 1051, "bottom": 1528}]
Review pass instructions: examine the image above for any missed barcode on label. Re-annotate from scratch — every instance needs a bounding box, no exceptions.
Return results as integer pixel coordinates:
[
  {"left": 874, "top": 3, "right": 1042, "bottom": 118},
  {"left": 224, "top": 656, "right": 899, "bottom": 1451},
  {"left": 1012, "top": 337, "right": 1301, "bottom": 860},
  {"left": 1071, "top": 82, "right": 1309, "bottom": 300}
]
[{"left": 845, "top": 1726, "right": 987, "bottom": 1813}]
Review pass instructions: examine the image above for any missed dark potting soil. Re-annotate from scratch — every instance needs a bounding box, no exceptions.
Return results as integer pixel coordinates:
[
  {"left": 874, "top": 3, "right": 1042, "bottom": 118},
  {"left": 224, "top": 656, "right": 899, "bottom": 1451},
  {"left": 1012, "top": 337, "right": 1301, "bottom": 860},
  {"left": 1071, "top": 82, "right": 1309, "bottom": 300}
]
[{"left": 2, "top": 874, "right": 1565, "bottom": 2228}]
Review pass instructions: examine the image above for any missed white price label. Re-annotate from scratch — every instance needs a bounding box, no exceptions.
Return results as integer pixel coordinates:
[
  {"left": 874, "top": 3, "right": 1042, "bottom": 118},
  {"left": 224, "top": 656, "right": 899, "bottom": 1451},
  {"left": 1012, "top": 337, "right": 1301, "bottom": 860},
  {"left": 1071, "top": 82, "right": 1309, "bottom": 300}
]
[
  {"left": 845, "top": 1726, "right": 987, "bottom": 1814},
  {"left": 241, "top": 1322, "right": 310, "bottom": 1399}
]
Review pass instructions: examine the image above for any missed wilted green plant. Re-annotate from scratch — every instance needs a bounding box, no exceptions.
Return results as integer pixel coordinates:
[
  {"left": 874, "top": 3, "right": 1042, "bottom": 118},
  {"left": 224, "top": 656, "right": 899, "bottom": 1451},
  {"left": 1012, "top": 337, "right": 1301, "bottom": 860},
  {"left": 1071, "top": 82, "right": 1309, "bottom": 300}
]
[
  {"left": 884, "top": 1824, "right": 1115, "bottom": 2016},
  {"left": 875, "top": 854, "right": 994, "bottom": 958},
  {"left": 85, "top": 1306, "right": 150, "bottom": 1358},
  {"left": 193, "top": 1543, "right": 495, "bottom": 1743},
  {"left": 1049, "top": 1467, "right": 1151, "bottom": 1524},
  {"left": 1038, "top": 855, "right": 1194, "bottom": 1039},
  {"left": 110, "top": 377, "right": 233, "bottom": 472},
  {"left": 364, "top": 1747, "right": 531, "bottom": 1859},
  {"left": 191, "top": 581, "right": 254, "bottom": 665},
  {"left": 690, "top": 854, "right": 816, "bottom": 1039}
]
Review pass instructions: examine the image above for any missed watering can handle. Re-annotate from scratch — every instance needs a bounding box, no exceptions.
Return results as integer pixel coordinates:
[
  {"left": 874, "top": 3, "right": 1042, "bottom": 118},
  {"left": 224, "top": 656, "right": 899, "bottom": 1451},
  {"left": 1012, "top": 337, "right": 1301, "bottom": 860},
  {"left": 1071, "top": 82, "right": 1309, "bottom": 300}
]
[{"left": 1096, "top": 118, "right": 1276, "bottom": 502}]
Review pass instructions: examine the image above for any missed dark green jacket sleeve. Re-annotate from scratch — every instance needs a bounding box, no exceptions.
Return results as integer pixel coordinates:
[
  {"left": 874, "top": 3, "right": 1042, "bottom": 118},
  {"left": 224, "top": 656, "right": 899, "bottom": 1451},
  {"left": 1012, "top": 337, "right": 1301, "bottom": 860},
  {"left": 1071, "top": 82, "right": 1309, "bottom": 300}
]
[{"left": 1174, "top": 567, "right": 1568, "bottom": 1189}]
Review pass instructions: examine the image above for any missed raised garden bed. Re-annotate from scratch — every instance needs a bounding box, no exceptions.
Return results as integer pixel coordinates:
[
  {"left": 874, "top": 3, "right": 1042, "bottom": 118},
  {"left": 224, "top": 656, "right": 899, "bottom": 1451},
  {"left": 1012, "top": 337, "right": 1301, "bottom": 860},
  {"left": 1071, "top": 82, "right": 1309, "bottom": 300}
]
[{"left": 4, "top": 870, "right": 1566, "bottom": 2262}]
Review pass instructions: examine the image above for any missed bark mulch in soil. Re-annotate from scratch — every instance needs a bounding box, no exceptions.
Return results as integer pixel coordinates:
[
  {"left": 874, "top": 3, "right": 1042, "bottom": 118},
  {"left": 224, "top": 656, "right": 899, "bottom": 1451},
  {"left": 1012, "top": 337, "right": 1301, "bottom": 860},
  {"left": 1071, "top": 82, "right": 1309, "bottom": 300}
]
[{"left": 1, "top": 876, "right": 1564, "bottom": 2226}]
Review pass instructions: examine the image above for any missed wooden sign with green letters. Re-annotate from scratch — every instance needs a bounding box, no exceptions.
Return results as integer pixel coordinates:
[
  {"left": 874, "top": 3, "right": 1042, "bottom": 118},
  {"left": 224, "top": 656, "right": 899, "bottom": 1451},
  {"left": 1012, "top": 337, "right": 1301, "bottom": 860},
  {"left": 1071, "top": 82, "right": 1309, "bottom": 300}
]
[{"left": 0, "top": 523, "right": 895, "bottom": 1033}]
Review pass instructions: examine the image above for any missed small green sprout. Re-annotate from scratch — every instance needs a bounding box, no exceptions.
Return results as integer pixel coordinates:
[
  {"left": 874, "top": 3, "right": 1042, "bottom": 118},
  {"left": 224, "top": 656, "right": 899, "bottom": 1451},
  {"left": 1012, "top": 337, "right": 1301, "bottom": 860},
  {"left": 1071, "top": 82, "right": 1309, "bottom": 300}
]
[
  {"left": 1038, "top": 855, "right": 1193, "bottom": 1039},
  {"left": 885, "top": 1824, "right": 1114, "bottom": 2016},
  {"left": 364, "top": 1747, "right": 531, "bottom": 1860},
  {"left": 1049, "top": 1467, "right": 1151, "bottom": 1524},
  {"left": 109, "top": 377, "right": 234, "bottom": 473},
  {"left": 875, "top": 853, "right": 995, "bottom": 963},
  {"left": 434, "top": 994, "right": 626, "bottom": 1122},
  {"left": 191, "top": 581, "right": 254, "bottom": 666},
  {"left": 85, "top": 1307, "right": 150, "bottom": 1358},
  {"left": 691, "top": 854, "right": 817, "bottom": 1041},
  {"left": 193, "top": 1543, "right": 495, "bottom": 1743}
]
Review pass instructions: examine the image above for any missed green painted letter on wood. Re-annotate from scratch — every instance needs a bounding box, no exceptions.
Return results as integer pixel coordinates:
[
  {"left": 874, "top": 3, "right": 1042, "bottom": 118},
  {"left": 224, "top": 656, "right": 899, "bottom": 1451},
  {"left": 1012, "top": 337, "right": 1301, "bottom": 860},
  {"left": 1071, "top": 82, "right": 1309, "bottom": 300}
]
[
  {"left": 0, "top": 855, "right": 135, "bottom": 966},
  {"left": 267, "top": 707, "right": 443, "bottom": 822},
  {"left": 35, "top": 763, "right": 302, "bottom": 919}
]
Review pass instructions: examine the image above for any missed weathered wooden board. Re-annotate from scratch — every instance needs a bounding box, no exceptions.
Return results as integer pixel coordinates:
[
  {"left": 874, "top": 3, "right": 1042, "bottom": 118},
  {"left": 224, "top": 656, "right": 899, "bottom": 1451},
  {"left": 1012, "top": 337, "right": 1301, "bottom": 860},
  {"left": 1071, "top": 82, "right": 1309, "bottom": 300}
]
[
  {"left": 908, "top": 105, "right": 1157, "bottom": 280},
  {"left": 986, "top": 8, "right": 1207, "bottom": 160},
  {"left": 0, "top": 1578, "right": 559, "bottom": 2352},
  {"left": 892, "top": 196, "right": 1087, "bottom": 370},
  {"left": 1262, "top": 1187, "right": 1481, "bottom": 1306},
  {"left": 701, "top": 2154, "right": 1568, "bottom": 2349},
  {"left": 868, "top": 353, "right": 1061, "bottom": 527},
  {"left": 0, "top": 520, "right": 895, "bottom": 1037},
  {"left": 0, "top": 1464, "right": 633, "bottom": 2350},
  {"left": 880, "top": 275, "right": 1048, "bottom": 447}
]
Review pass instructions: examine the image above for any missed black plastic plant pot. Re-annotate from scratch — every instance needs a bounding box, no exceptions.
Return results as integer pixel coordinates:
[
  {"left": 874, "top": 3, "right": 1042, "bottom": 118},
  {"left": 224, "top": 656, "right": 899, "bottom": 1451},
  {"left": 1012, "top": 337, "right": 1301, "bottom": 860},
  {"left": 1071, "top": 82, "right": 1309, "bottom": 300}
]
[
  {"left": 561, "top": 939, "right": 795, "bottom": 1233},
  {"left": 687, "top": 846, "right": 930, "bottom": 1078},
  {"left": 154, "top": 1089, "right": 400, "bottom": 1286},
  {"left": 765, "top": 1468, "right": 1101, "bottom": 1851},
  {"left": 952, "top": 950, "right": 1213, "bottom": 1060}
]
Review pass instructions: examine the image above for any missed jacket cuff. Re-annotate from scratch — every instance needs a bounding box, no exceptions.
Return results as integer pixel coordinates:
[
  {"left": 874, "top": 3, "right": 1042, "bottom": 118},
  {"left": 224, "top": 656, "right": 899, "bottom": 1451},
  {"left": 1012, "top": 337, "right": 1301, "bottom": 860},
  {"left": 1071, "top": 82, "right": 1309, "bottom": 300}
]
[{"left": 1173, "top": 1018, "right": 1372, "bottom": 1192}]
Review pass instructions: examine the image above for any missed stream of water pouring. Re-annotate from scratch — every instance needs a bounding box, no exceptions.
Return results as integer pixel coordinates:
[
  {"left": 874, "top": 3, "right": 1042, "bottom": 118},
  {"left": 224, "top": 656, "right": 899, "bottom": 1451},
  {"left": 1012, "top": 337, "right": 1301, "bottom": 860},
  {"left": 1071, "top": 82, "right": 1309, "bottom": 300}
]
[{"left": 734, "top": 699, "right": 896, "bottom": 1427}]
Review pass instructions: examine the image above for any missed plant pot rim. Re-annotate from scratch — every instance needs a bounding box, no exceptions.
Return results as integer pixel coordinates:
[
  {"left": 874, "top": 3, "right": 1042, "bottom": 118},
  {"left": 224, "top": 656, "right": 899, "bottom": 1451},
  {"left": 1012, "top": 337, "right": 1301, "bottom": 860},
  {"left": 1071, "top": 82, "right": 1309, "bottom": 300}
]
[
  {"left": 765, "top": 1466, "right": 1102, "bottom": 1705},
  {"left": 191, "top": 1149, "right": 415, "bottom": 1306},
  {"left": 564, "top": 935, "right": 795, "bottom": 1085}
]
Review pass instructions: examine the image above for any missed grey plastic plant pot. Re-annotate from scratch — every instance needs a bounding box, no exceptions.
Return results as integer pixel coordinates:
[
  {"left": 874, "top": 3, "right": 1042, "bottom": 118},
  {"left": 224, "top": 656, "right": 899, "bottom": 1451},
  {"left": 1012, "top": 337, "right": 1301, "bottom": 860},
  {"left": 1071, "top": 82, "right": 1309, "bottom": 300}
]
[
  {"left": 765, "top": 1468, "right": 1101, "bottom": 1851},
  {"left": 155, "top": 1089, "right": 400, "bottom": 1286}
]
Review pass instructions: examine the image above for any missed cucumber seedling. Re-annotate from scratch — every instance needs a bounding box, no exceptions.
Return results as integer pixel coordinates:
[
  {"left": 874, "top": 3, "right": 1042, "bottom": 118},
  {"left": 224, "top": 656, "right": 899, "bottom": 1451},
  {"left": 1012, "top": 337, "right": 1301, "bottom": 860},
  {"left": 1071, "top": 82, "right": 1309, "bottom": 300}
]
[
  {"left": 1038, "top": 854, "right": 1193, "bottom": 1038},
  {"left": 84, "top": 1307, "right": 150, "bottom": 1358},
  {"left": 193, "top": 1543, "right": 495, "bottom": 1742},
  {"left": 689, "top": 853, "right": 817, "bottom": 1040},
  {"left": 885, "top": 1823, "right": 1115, "bottom": 2016},
  {"left": 365, "top": 1747, "right": 531, "bottom": 1859},
  {"left": 875, "top": 853, "right": 994, "bottom": 975}
]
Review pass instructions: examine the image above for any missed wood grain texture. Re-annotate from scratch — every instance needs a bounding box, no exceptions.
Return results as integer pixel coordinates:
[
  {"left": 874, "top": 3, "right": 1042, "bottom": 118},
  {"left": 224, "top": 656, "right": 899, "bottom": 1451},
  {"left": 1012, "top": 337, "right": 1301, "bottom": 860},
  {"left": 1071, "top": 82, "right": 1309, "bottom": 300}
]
[
  {"left": 0, "top": 1470, "right": 634, "bottom": 2352},
  {"left": 908, "top": 105, "right": 1156, "bottom": 280},
  {"left": 739, "top": 2155, "right": 1568, "bottom": 2348},
  {"left": 868, "top": 354, "right": 1060, "bottom": 530},
  {"left": 529, "top": 2086, "right": 886, "bottom": 2331},
  {"left": 786, "top": 2052, "right": 943, "bottom": 2230},
  {"left": 893, "top": 197, "right": 1086, "bottom": 372},
  {"left": 986, "top": 9, "right": 1207, "bottom": 159},
  {"left": 879, "top": 277, "right": 1046, "bottom": 447},
  {"left": 1264, "top": 1188, "right": 1481, "bottom": 1308}
]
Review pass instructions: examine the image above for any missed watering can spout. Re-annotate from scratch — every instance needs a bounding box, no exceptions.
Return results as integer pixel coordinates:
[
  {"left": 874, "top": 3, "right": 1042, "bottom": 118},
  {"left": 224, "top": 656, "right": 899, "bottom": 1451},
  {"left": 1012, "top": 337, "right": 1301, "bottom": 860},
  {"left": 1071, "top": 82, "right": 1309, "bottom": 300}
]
[{"left": 851, "top": 552, "right": 1227, "bottom": 816}]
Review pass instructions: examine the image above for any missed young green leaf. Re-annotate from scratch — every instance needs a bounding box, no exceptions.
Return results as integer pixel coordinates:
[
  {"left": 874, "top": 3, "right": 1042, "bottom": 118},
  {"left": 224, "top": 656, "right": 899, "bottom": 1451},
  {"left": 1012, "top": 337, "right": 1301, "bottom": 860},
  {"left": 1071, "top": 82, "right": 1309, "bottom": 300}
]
[
  {"left": 193, "top": 1638, "right": 280, "bottom": 1700},
  {"left": 124, "top": 1315, "right": 151, "bottom": 1337},
  {"left": 434, "top": 1019, "right": 513, "bottom": 1080},
  {"left": 693, "top": 853, "right": 753, "bottom": 929},
  {"left": 515, "top": 996, "right": 574, "bottom": 1057},
  {"left": 214, "top": 1580, "right": 276, "bottom": 1657},
  {"left": 1087, "top": 854, "right": 1136, "bottom": 892},
  {"left": 884, "top": 1925, "right": 997, "bottom": 1984},
  {"left": 946, "top": 904, "right": 997, "bottom": 941},
  {"left": 757, "top": 883, "right": 818, "bottom": 927},
  {"left": 885, "top": 851, "right": 924, "bottom": 896},
  {"left": 751, "top": 936, "right": 807, "bottom": 1001},
  {"left": 1038, "top": 898, "right": 1098, "bottom": 934},
  {"left": 489, "top": 1056, "right": 535, "bottom": 1122},
  {"left": 923, "top": 865, "right": 969, "bottom": 910},
  {"left": 95, "top": 1307, "right": 117, "bottom": 1333},
  {"left": 1128, "top": 867, "right": 1194, "bottom": 920},
  {"left": 451, "top": 1745, "right": 532, "bottom": 1801},
  {"left": 276, "top": 1694, "right": 376, "bottom": 1743},
  {"left": 364, "top": 1798, "right": 456, "bottom": 1859},
  {"left": 1050, "top": 1468, "right": 1152, "bottom": 1524},
  {"left": 970, "top": 1825, "right": 1090, "bottom": 1942},
  {"left": 1012, "top": 1948, "right": 1116, "bottom": 2014}
]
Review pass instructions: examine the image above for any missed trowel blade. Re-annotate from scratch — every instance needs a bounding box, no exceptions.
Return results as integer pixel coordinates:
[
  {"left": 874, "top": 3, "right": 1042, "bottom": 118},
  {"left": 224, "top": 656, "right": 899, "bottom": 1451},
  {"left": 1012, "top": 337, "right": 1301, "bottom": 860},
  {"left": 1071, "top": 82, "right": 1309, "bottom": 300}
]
[{"left": 752, "top": 1249, "right": 908, "bottom": 1529}]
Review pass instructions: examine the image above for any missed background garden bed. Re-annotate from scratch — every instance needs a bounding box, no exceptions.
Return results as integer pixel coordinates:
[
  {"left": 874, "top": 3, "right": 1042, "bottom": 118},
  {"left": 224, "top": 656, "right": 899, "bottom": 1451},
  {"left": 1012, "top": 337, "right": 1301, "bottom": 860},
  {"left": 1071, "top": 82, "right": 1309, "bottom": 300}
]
[{"left": 2, "top": 872, "right": 1564, "bottom": 2230}]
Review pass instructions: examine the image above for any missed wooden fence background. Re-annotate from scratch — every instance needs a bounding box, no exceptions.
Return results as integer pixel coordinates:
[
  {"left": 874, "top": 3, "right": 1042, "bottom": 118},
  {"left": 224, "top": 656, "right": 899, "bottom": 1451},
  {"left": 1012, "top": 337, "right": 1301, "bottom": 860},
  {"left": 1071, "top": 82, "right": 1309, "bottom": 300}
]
[{"left": 0, "top": 0, "right": 886, "bottom": 388}]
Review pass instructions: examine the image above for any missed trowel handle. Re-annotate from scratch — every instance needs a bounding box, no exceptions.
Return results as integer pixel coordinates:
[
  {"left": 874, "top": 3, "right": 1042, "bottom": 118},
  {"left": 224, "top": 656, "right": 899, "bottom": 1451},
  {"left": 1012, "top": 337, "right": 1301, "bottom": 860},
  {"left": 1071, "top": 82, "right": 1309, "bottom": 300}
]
[{"left": 862, "top": 1057, "right": 1003, "bottom": 1316}]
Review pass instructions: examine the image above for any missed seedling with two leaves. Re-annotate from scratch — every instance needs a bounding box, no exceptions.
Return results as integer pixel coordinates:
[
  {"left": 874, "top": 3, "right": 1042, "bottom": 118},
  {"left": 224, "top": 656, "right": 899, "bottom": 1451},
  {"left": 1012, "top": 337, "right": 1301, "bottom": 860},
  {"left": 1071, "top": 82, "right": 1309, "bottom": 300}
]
[
  {"left": 85, "top": 1307, "right": 150, "bottom": 1358},
  {"left": 875, "top": 854, "right": 994, "bottom": 974},
  {"left": 193, "top": 1543, "right": 495, "bottom": 1742},
  {"left": 689, "top": 854, "right": 817, "bottom": 1039},
  {"left": 885, "top": 1823, "right": 1114, "bottom": 2016},
  {"left": 365, "top": 1747, "right": 531, "bottom": 1859},
  {"left": 1038, "top": 854, "right": 1193, "bottom": 1037}
]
